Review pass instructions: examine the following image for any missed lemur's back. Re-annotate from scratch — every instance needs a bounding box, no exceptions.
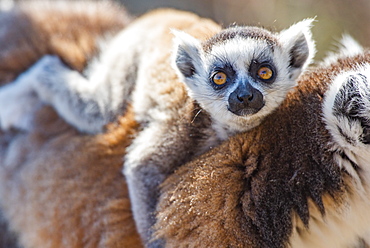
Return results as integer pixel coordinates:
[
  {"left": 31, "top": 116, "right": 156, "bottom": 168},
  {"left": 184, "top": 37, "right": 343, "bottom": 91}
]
[{"left": 109, "top": 9, "right": 221, "bottom": 123}]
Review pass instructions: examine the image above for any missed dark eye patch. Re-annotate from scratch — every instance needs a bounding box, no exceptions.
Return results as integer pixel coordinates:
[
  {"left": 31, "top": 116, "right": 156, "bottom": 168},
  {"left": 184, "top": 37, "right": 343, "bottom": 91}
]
[
  {"left": 208, "top": 62, "right": 236, "bottom": 89},
  {"left": 249, "top": 59, "right": 277, "bottom": 84}
]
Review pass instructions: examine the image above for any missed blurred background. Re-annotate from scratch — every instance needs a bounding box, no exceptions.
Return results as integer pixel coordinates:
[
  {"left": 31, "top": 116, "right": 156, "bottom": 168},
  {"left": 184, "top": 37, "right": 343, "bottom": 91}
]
[{"left": 120, "top": 0, "right": 370, "bottom": 61}]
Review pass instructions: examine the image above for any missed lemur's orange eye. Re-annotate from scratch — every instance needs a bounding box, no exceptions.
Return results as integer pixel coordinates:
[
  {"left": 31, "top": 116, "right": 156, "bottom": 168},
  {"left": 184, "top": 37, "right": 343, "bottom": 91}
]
[
  {"left": 212, "top": 72, "right": 227, "bottom": 85},
  {"left": 257, "top": 66, "right": 273, "bottom": 80}
]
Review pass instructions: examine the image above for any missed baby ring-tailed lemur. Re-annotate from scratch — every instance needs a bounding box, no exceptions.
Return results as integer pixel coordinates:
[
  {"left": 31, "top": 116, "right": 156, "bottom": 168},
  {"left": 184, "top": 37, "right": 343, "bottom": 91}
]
[{"left": 0, "top": 9, "right": 315, "bottom": 247}]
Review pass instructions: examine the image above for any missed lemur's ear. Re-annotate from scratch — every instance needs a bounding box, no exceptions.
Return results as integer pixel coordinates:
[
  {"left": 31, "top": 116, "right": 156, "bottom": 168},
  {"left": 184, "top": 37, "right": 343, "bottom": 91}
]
[
  {"left": 278, "top": 18, "right": 316, "bottom": 80},
  {"left": 172, "top": 29, "right": 203, "bottom": 79}
]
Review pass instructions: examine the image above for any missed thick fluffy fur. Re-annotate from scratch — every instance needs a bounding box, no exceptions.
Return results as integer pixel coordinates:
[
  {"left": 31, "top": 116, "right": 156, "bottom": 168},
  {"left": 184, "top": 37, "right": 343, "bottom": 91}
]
[
  {"left": 0, "top": 0, "right": 131, "bottom": 131},
  {"left": 0, "top": 8, "right": 315, "bottom": 246},
  {"left": 2, "top": 2, "right": 370, "bottom": 248},
  {"left": 0, "top": 107, "right": 143, "bottom": 248},
  {"left": 0, "top": 10, "right": 221, "bottom": 247},
  {"left": 155, "top": 48, "right": 370, "bottom": 247},
  {"left": 0, "top": 2, "right": 142, "bottom": 248},
  {"left": 321, "top": 34, "right": 364, "bottom": 67},
  {"left": 0, "top": 0, "right": 130, "bottom": 85}
]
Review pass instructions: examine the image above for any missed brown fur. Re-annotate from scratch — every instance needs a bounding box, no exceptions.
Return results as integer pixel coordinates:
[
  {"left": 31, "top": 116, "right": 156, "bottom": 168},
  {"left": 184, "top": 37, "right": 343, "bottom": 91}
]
[
  {"left": 0, "top": 2, "right": 142, "bottom": 248},
  {"left": 0, "top": 5, "right": 222, "bottom": 248},
  {"left": 0, "top": 1, "right": 131, "bottom": 85},
  {"left": 0, "top": 106, "right": 143, "bottom": 248},
  {"left": 88, "top": 8, "right": 221, "bottom": 246},
  {"left": 155, "top": 52, "right": 370, "bottom": 248},
  {"left": 3, "top": 2, "right": 368, "bottom": 248}
]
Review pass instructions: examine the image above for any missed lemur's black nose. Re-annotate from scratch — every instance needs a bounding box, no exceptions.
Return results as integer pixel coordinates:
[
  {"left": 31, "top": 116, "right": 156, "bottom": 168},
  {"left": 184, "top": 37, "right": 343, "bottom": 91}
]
[
  {"left": 237, "top": 91, "right": 254, "bottom": 103},
  {"left": 228, "top": 83, "right": 264, "bottom": 116}
]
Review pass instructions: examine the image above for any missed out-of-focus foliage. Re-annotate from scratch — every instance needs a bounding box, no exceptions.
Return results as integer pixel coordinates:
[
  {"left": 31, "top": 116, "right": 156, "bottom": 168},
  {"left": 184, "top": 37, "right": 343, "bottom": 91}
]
[{"left": 121, "top": 0, "right": 370, "bottom": 61}]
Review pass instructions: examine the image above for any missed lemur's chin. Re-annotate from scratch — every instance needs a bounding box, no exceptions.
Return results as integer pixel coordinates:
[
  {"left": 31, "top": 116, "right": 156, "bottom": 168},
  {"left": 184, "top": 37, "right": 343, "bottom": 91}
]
[{"left": 227, "top": 104, "right": 264, "bottom": 117}]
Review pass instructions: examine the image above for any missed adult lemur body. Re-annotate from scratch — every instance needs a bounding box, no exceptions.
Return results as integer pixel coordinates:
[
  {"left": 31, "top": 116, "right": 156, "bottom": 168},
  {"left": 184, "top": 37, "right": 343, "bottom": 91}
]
[{"left": 0, "top": 7, "right": 315, "bottom": 247}]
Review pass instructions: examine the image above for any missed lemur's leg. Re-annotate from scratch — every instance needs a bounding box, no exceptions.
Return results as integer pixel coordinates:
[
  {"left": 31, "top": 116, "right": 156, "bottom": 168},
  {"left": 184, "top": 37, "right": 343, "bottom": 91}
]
[
  {"left": 123, "top": 122, "right": 178, "bottom": 248},
  {"left": 123, "top": 117, "right": 213, "bottom": 247},
  {"left": 0, "top": 55, "right": 134, "bottom": 133},
  {"left": 323, "top": 64, "right": 370, "bottom": 180}
]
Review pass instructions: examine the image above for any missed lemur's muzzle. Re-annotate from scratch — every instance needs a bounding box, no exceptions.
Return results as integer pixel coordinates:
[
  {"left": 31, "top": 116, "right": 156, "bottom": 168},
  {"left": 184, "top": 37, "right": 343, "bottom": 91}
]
[{"left": 228, "top": 83, "right": 264, "bottom": 116}]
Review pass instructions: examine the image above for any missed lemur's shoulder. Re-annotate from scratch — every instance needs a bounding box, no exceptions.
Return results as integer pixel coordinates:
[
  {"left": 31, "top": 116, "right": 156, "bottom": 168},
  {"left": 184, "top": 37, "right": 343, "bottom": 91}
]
[{"left": 0, "top": 1, "right": 130, "bottom": 85}]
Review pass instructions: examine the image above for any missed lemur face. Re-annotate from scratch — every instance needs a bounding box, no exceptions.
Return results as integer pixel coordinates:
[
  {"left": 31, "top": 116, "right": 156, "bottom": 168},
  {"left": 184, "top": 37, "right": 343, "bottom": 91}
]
[
  {"left": 173, "top": 19, "right": 315, "bottom": 133},
  {"left": 203, "top": 35, "right": 279, "bottom": 118}
]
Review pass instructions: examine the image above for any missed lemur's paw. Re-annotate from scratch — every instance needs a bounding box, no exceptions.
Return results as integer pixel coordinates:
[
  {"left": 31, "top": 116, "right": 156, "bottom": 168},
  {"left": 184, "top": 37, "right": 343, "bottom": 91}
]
[
  {"left": 28, "top": 55, "right": 66, "bottom": 83},
  {"left": 0, "top": 56, "right": 64, "bottom": 131},
  {"left": 324, "top": 64, "right": 370, "bottom": 147},
  {"left": 0, "top": 55, "right": 66, "bottom": 131},
  {"left": 0, "top": 82, "right": 42, "bottom": 131},
  {"left": 26, "top": 55, "right": 72, "bottom": 104},
  {"left": 31, "top": 55, "right": 65, "bottom": 74}
]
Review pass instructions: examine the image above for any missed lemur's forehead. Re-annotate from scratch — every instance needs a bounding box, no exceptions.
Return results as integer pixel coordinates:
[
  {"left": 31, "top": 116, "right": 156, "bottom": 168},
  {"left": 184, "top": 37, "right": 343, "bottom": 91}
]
[
  {"left": 204, "top": 35, "right": 276, "bottom": 72},
  {"left": 202, "top": 26, "right": 278, "bottom": 52}
]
